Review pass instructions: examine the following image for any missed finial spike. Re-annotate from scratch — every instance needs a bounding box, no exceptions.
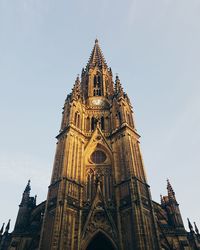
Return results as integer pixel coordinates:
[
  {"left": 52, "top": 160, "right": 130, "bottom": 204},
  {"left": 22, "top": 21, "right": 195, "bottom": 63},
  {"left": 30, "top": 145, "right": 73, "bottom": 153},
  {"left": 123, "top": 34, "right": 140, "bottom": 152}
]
[
  {"left": 76, "top": 74, "right": 80, "bottom": 82},
  {"left": 187, "top": 218, "right": 194, "bottom": 232},
  {"left": 5, "top": 219, "right": 10, "bottom": 233},
  {"left": 167, "top": 179, "right": 176, "bottom": 199},
  {"left": 0, "top": 223, "right": 5, "bottom": 235},
  {"left": 194, "top": 222, "right": 199, "bottom": 235},
  {"left": 24, "top": 179, "right": 31, "bottom": 193}
]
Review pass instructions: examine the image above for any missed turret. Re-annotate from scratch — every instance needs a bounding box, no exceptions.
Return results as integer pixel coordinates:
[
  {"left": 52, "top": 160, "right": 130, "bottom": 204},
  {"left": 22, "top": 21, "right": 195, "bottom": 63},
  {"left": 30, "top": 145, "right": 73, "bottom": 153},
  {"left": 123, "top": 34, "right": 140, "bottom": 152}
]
[
  {"left": 71, "top": 75, "right": 81, "bottom": 101},
  {"left": 14, "top": 180, "right": 36, "bottom": 233},
  {"left": 167, "top": 179, "right": 176, "bottom": 200},
  {"left": 115, "top": 75, "right": 124, "bottom": 98},
  {"left": 187, "top": 219, "right": 200, "bottom": 249},
  {"left": 161, "top": 180, "right": 184, "bottom": 228}
]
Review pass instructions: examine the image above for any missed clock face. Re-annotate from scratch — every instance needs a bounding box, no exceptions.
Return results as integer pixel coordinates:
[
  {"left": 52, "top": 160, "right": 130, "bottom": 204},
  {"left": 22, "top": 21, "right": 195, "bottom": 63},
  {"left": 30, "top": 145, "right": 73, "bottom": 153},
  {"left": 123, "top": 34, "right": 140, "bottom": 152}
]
[{"left": 92, "top": 99, "right": 103, "bottom": 106}]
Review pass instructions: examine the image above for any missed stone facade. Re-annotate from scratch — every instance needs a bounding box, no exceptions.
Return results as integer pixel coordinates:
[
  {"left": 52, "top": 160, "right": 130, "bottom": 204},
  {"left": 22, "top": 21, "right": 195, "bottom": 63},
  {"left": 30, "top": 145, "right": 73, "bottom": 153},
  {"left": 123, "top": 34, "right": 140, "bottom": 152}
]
[{"left": 1, "top": 40, "right": 199, "bottom": 250}]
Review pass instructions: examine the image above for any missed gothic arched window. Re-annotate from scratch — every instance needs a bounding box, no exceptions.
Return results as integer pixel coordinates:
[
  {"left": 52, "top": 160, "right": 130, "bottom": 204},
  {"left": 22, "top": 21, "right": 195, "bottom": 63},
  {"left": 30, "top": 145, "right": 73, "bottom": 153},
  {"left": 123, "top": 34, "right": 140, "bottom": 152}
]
[
  {"left": 91, "top": 117, "right": 98, "bottom": 131},
  {"left": 98, "top": 75, "right": 101, "bottom": 87},
  {"left": 93, "top": 74, "right": 102, "bottom": 97},
  {"left": 94, "top": 76, "right": 96, "bottom": 87},
  {"left": 77, "top": 113, "right": 80, "bottom": 128},
  {"left": 74, "top": 112, "right": 78, "bottom": 126},
  {"left": 74, "top": 112, "right": 81, "bottom": 129},
  {"left": 101, "top": 116, "right": 104, "bottom": 130},
  {"left": 86, "top": 169, "right": 94, "bottom": 201},
  {"left": 127, "top": 112, "right": 133, "bottom": 127},
  {"left": 118, "top": 112, "right": 122, "bottom": 125},
  {"left": 86, "top": 117, "right": 90, "bottom": 131}
]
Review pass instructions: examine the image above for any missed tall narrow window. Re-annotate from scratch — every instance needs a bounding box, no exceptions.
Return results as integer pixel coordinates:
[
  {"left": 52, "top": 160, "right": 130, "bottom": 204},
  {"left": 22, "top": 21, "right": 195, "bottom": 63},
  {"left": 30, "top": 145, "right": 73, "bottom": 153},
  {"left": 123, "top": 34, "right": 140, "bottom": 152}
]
[
  {"left": 77, "top": 114, "right": 80, "bottom": 129},
  {"left": 94, "top": 76, "right": 97, "bottom": 87},
  {"left": 91, "top": 117, "right": 98, "bottom": 131},
  {"left": 118, "top": 112, "right": 122, "bottom": 125},
  {"left": 98, "top": 76, "right": 101, "bottom": 87},
  {"left": 101, "top": 117, "right": 104, "bottom": 130},
  {"left": 74, "top": 112, "right": 78, "bottom": 126},
  {"left": 127, "top": 112, "right": 132, "bottom": 126},
  {"left": 86, "top": 170, "right": 94, "bottom": 201},
  {"left": 93, "top": 74, "right": 102, "bottom": 97},
  {"left": 86, "top": 117, "right": 90, "bottom": 131}
]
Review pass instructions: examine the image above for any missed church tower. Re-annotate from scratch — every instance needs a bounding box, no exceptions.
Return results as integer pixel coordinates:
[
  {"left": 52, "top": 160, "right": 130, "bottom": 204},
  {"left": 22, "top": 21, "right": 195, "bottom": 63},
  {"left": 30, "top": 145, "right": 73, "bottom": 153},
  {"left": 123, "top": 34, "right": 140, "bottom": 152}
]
[{"left": 39, "top": 39, "right": 161, "bottom": 250}]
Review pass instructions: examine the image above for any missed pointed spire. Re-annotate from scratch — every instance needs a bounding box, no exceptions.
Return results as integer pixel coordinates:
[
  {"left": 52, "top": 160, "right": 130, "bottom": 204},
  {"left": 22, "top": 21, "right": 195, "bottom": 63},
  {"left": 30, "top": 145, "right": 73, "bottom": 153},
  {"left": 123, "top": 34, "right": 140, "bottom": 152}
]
[
  {"left": 0, "top": 223, "right": 5, "bottom": 235},
  {"left": 167, "top": 179, "right": 176, "bottom": 200},
  {"left": 115, "top": 74, "right": 124, "bottom": 97},
  {"left": 5, "top": 219, "right": 10, "bottom": 233},
  {"left": 86, "top": 39, "right": 107, "bottom": 69},
  {"left": 71, "top": 75, "right": 81, "bottom": 100},
  {"left": 194, "top": 222, "right": 199, "bottom": 235},
  {"left": 20, "top": 180, "right": 31, "bottom": 206},
  {"left": 24, "top": 179, "right": 31, "bottom": 194},
  {"left": 187, "top": 218, "right": 194, "bottom": 232}
]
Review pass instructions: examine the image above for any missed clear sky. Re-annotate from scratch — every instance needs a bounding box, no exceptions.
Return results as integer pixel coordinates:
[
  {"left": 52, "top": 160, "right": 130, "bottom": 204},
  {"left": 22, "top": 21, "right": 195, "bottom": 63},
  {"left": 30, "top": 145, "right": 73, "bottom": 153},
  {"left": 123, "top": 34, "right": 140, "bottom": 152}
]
[{"left": 0, "top": 0, "right": 200, "bottom": 231}]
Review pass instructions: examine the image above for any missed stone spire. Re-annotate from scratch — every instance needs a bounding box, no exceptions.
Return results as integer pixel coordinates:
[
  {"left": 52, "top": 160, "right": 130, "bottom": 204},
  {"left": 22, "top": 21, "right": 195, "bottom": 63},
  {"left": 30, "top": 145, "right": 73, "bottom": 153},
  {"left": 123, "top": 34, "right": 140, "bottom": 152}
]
[
  {"left": 20, "top": 180, "right": 31, "bottom": 205},
  {"left": 187, "top": 218, "right": 194, "bottom": 232},
  {"left": 5, "top": 220, "right": 10, "bottom": 233},
  {"left": 115, "top": 75, "right": 124, "bottom": 97},
  {"left": 167, "top": 179, "right": 176, "bottom": 200},
  {"left": 71, "top": 75, "right": 81, "bottom": 100},
  {"left": 0, "top": 223, "right": 4, "bottom": 235},
  {"left": 194, "top": 222, "right": 199, "bottom": 235},
  {"left": 24, "top": 179, "right": 31, "bottom": 193},
  {"left": 86, "top": 39, "right": 107, "bottom": 69}
]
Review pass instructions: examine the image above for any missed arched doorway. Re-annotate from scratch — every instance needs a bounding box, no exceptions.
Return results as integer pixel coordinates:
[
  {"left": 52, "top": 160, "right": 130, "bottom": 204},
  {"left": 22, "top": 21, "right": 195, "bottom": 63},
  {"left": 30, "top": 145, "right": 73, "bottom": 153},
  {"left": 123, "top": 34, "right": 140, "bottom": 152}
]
[{"left": 86, "top": 232, "right": 116, "bottom": 250}]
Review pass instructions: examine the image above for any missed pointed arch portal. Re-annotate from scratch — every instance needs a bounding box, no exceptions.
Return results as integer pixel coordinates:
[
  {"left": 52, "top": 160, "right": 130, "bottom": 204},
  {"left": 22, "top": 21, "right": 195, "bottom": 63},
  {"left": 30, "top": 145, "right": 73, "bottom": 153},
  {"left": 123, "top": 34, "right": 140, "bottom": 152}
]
[{"left": 86, "top": 232, "right": 116, "bottom": 250}]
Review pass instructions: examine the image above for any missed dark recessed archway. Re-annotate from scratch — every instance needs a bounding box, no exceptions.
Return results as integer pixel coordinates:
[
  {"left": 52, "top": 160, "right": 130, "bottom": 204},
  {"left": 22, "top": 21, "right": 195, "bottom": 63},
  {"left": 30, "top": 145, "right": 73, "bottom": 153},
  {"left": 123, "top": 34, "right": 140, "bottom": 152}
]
[{"left": 86, "top": 232, "right": 116, "bottom": 250}]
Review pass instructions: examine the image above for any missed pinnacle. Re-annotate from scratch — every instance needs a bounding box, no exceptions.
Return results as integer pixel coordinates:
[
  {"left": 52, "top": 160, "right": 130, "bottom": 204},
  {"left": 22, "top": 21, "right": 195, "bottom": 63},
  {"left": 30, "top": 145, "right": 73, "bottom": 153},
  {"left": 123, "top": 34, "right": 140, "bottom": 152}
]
[
  {"left": 167, "top": 179, "right": 175, "bottom": 195},
  {"left": 5, "top": 219, "right": 10, "bottom": 232},
  {"left": 187, "top": 218, "right": 194, "bottom": 231},
  {"left": 24, "top": 179, "right": 31, "bottom": 193}
]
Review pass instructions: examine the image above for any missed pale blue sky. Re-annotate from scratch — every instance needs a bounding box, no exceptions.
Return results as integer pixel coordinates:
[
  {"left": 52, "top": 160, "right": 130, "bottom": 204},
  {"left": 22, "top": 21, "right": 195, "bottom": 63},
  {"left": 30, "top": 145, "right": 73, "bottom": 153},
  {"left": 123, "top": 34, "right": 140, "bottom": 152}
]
[{"left": 0, "top": 0, "right": 200, "bottom": 230}]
